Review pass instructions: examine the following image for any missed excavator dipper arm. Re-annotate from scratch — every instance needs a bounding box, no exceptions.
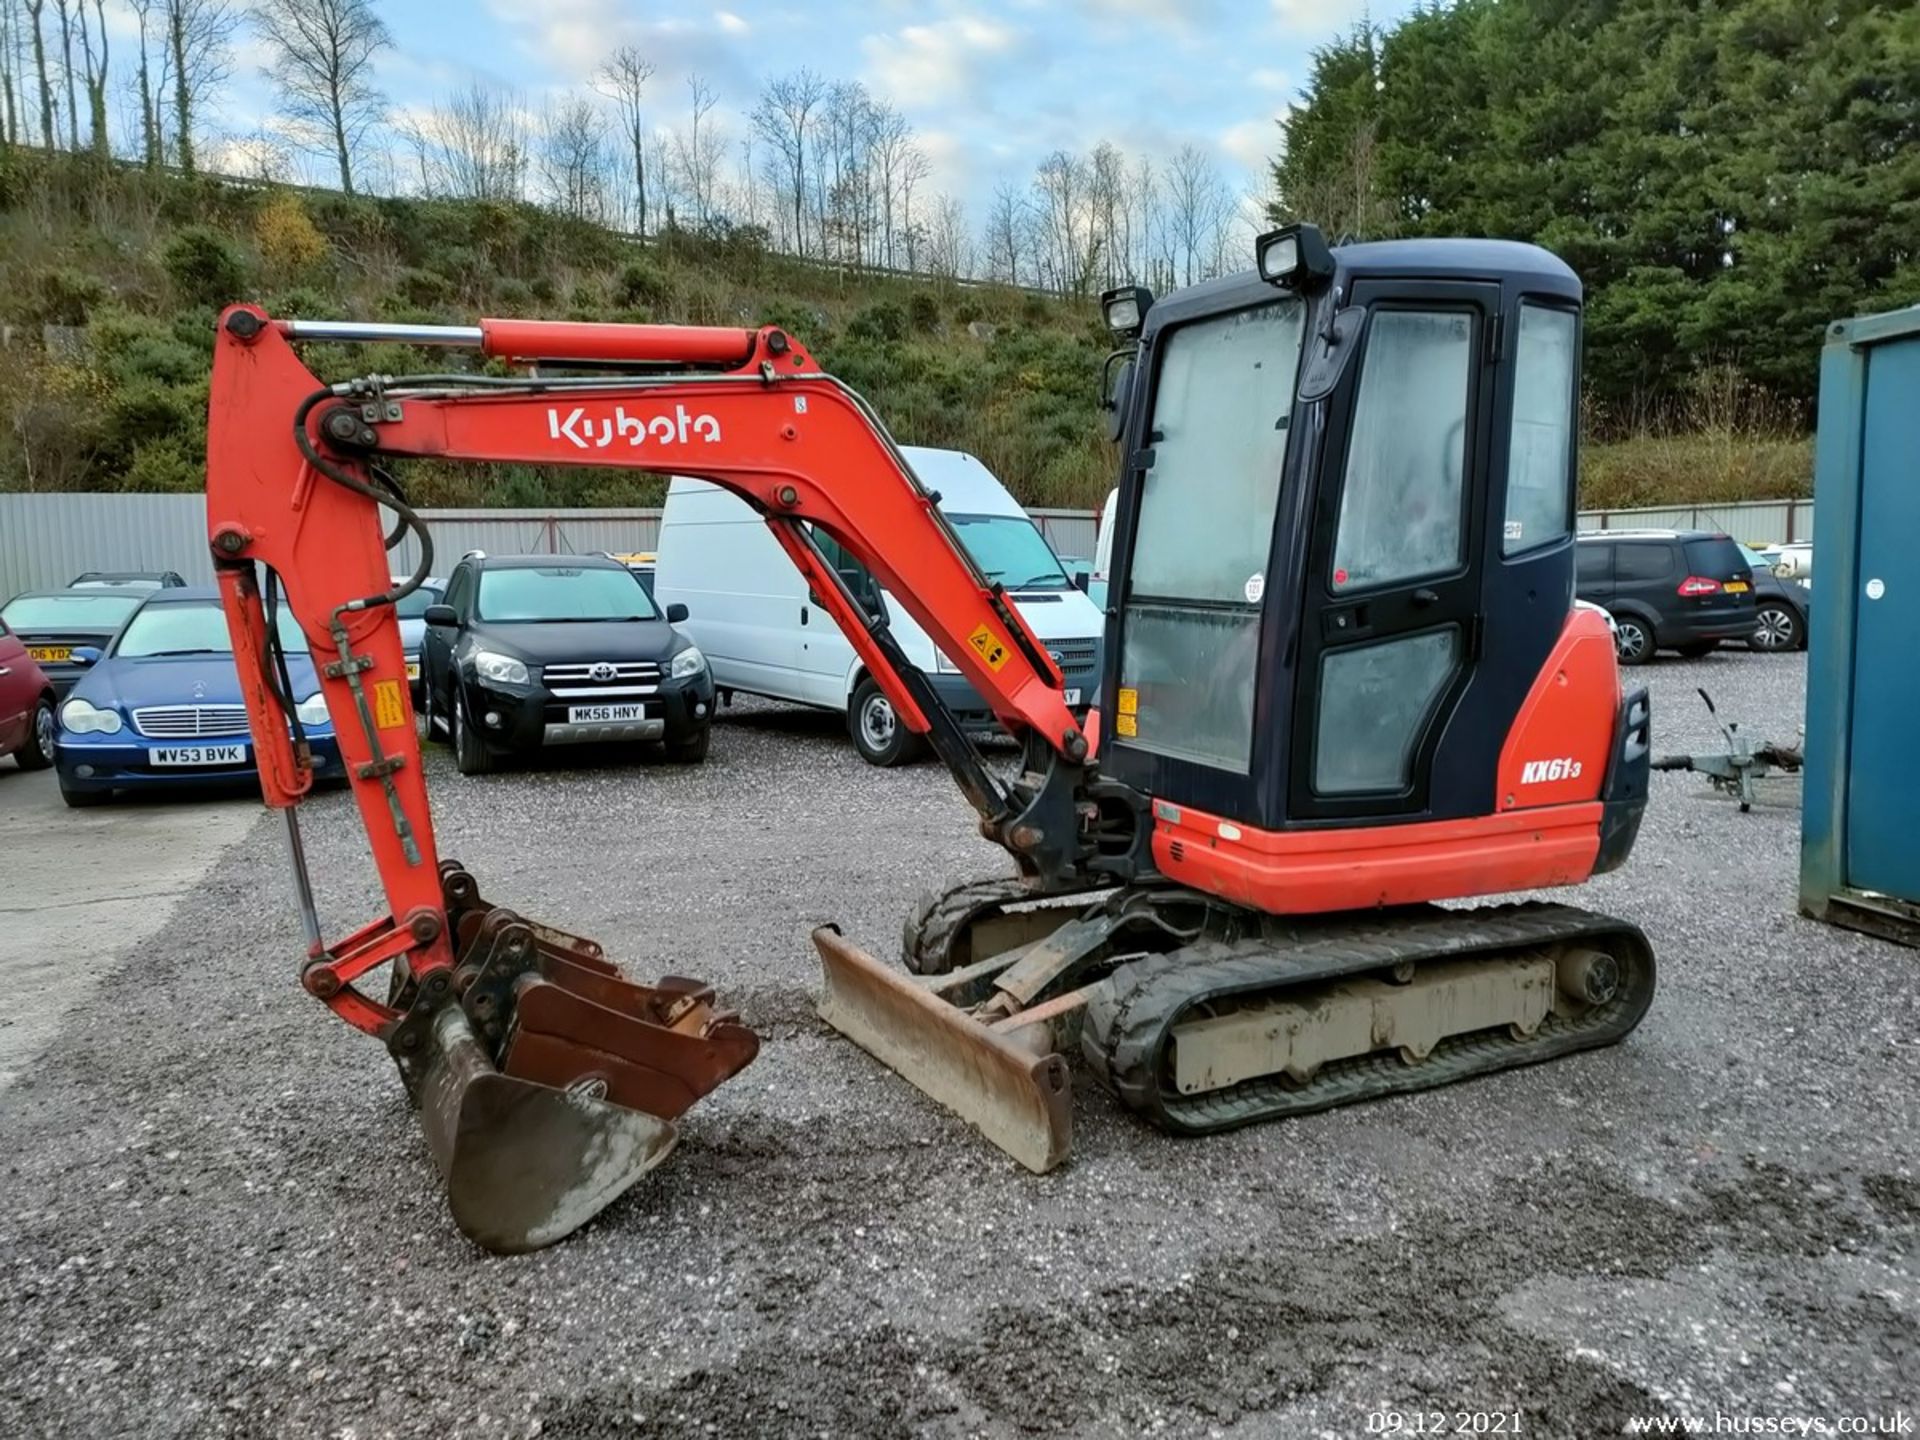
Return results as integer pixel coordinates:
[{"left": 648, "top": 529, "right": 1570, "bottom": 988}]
[{"left": 204, "top": 307, "right": 1122, "bottom": 1250}]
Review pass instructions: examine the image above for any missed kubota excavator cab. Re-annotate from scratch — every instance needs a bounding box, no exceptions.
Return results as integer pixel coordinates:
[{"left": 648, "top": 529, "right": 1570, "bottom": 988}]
[{"left": 1096, "top": 230, "right": 1645, "bottom": 862}]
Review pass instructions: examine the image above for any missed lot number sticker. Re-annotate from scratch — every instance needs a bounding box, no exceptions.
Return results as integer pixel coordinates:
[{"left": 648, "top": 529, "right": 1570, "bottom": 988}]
[{"left": 373, "top": 679, "right": 407, "bottom": 730}]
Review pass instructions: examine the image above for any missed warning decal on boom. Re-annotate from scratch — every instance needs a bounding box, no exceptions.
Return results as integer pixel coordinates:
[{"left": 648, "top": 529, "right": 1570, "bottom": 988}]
[{"left": 967, "top": 624, "right": 1009, "bottom": 671}]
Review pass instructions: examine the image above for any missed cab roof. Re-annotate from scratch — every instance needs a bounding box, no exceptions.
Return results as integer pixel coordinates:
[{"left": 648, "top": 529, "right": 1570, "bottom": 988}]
[{"left": 1142, "top": 236, "right": 1581, "bottom": 334}]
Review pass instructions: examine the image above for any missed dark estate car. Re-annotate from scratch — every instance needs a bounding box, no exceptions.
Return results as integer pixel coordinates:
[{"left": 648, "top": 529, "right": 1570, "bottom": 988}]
[
  {"left": 1575, "top": 529, "right": 1758, "bottom": 664},
  {"left": 67, "top": 571, "right": 188, "bottom": 591},
  {"left": 0, "top": 589, "right": 147, "bottom": 696},
  {"left": 420, "top": 552, "right": 713, "bottom": 774}
]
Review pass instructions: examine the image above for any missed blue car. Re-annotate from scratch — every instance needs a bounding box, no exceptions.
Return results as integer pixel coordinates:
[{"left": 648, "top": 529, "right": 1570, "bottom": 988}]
[{"left": 55, "top": 587, "right": 343, "bottom": 807}]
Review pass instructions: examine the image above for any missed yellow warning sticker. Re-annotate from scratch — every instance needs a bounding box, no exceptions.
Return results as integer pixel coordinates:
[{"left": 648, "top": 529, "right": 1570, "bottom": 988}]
[
  {"left": 1115, "top": 712, "right": 1138, "bottom": 738},
  {"left": 966, "top": 623, "right": 1010, "bottom": 671},
  {"left": 1117, "top": 687, "right": 1139, "bottom": 716},
  {"left": 372, "top": 679, "right": 406, "bottom": 730}
]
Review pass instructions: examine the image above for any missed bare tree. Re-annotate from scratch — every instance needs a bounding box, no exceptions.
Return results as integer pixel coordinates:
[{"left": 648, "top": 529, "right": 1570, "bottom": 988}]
[
  {"left": 251, "top": 0, "right": 390, "bottom": 193},
  {"left": 400, "top": 81, "right": 526, "bottom": 201},
  {"left": 672, "top": 73, "right": 723, "bottom": 227},
  {"left": 751, "top": 68, "right": 824, "bottom": 257},
  {"left": 594, "top": 46, "right": 653, "bottom": 236},
  {"left": 896, "top": 143, "right": 930, "bottom": 270},
  {"left": 538, "top": 93, "right": 609, "bottom": 221},
  {"left": 925, "top": 192, "right": 971, "bottom": 280},
  {"left": 76, "top": 0, "right": 105, "bottom": 158},
  {"left": 984, "top": 179, "right": 1029, "bottom": 285},
  {"left": 1164, "top": 142, "right": 1232, "bottom": 286},
  {"left": 0, "top": 0, "right": 20, "bottom": 147},
  {"left": 866, "top": 101, "right": 913, "bottom": 268},
  {"left": 1031, "top": 149, "right": 1096, "bottom": 295},
  {"left": 53, "top": 0, "right": 75, "bottom": 148},
  {"left": 165, "top": 0, "right": 237, "bottom": 173},
  {"left": 124, "top": 0, "right": 161, "bottom": 166},
  {"left": 24, "top": 0, "right": 51, "bottom": 148}
]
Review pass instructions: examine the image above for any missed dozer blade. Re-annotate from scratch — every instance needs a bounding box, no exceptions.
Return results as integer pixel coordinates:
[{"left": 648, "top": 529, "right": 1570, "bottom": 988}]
[
  {"left": 417, "top": 1005, "right": 678, "bottom": 1255},
  {"left": 813, "top": 924, "right": 1071, "bottom": 1173}
]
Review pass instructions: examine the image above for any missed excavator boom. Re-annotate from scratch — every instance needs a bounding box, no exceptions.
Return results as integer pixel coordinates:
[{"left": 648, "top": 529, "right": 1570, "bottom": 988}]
[{"left": 205, "top": 307, "right": 1116, "bottom": 1249}]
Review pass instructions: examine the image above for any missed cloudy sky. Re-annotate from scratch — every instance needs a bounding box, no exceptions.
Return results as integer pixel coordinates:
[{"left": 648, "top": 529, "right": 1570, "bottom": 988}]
[{"left": 198, "top": 0, "right": 1415, "bottom": 225}]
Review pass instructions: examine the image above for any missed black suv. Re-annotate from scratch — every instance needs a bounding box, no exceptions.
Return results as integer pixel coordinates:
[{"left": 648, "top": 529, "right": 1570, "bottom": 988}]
[
  {"left": 1575, "top": 530, "right": 1757, "bottom": 664},
  {"left": 420, "top": 553, "right": 713, "bottom": 773}
]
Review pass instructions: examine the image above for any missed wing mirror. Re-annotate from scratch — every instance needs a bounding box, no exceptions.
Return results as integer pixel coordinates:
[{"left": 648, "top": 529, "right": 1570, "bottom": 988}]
[
  {"left": 424, "top": 604, "right": 457, "bottom": 627},
  {"left": 70, "top": 645, "right": 102, "bottom": 666},
  {"left": 1101, "top": 356, "right": 1134, "bottom": 444},
  {"left": 665, "top": 602, "right": 690, "bottom": 623},
  {"left": 1072, "top": 569, "right": 1091, "bottom": 593}
]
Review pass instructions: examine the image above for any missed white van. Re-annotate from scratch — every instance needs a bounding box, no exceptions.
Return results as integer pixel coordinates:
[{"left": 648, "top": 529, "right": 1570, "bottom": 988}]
[
  {"left": 655, "top": 446, "right": 1105, "bottom": 765},
  {"left": 1089, "top": 487, "right": 1119, "bottom": 609}
]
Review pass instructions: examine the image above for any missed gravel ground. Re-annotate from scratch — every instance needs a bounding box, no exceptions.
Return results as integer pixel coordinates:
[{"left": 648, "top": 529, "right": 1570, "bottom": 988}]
[{"left": 1, "top": 650, "right": 1914, "bottom": 1439}]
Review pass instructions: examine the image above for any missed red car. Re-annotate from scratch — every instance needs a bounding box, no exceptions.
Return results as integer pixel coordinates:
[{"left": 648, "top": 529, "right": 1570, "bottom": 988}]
[{"left": 0, "top": 613, "right": 57, "bottom": 770}]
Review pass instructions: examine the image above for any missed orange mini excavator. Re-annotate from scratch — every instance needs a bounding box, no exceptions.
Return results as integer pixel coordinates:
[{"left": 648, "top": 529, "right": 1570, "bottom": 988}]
[{"left": 206, "top": 224, "right": 1654, "bottom": 1253}]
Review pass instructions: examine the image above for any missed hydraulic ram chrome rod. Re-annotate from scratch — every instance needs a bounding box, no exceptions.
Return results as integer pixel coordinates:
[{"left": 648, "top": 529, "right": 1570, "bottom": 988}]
[{"left": 276, "top": 316, "right": 760, "bottom": 366}]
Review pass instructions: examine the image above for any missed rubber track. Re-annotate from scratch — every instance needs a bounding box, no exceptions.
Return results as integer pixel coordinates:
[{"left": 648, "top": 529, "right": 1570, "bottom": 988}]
[
  {"left": 1080, "top": 902, "right": 1656, "bottom": 1135},
  {"left": 901, "top": 878, "right": 1036, "bottom": 975}
]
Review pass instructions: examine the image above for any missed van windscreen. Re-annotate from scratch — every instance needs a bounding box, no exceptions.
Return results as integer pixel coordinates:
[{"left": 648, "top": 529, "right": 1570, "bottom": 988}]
[{"left": 948, "top": 513, "right": 1070, "bottom": 591}]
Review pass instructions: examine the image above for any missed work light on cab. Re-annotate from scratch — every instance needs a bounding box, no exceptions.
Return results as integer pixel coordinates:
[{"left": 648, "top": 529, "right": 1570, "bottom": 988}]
[
  {"left": 1255, "top": 222, "right": 1335, "bottom": 289},
  {"left": 1100, "top": 284, "right": 1153, "bottom": 338}
]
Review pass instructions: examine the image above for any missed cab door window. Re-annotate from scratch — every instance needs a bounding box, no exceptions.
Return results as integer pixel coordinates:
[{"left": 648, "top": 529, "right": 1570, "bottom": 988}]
[
  {"left": 1503, "top": 305, "right": 1577, "bottom": 554},
  {"left": 1329, "top": 310, "right": 1473, "bottom": 592},
  {"left": 1117, "top": 299, "right": 1307, "bottom": 774}
]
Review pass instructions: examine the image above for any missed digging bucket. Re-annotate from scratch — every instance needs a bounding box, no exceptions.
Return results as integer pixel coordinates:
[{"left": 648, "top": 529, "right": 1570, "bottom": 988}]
[{"left": 416, "top": 1005, "right": 679, "bottom": 1254}]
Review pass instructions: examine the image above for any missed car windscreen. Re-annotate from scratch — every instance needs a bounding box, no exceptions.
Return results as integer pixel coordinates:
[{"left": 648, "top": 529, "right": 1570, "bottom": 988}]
[
  {"left": 476, "top": 566, "right": 658, "bottom": 622},
  {"left": 1683, "top": 537, "right": 1750, "bottom": 580},
  {"left": 115, "top": 600, "right": 307, "bottom": 657},
  {"left": 1, "top": 593, "right": 144, "bottom": 630},
  {"left": 948, "top": 513, "right": 1070, "bottom": 591},
  {"left": 393, "top": 584, "right": 445, "bottom": 620}
]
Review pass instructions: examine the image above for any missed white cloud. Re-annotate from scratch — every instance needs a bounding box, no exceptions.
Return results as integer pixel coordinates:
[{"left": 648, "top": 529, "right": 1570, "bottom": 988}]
[
  {"left": 716, "top": 11, "right": 749, "bottom": 35},
  {"left": 1270, "top": 0, "right": 1373, "bottom": 36},
  {"left": 1077, "top": 0, "right": 1205, "bottom": 23},
  {"left": 1219, "top": 116, "right": 1280, "bottom": 174},
  {"left": 1249, "top": 66, "right": 1291, "bottom": 93},
  {"left": 861, "top": 16, "right": 1020, "bottom": 108}
]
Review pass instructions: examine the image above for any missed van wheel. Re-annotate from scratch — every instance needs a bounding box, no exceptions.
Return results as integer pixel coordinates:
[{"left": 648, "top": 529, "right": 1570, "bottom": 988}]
[{"left": 849, "top": 678, "right": 926, "bottom": 767}]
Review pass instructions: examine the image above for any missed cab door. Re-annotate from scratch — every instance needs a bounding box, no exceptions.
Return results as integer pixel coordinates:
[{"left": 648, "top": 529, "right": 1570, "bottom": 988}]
[{"left": 1289, "top": 281, "right": 1500, "bottom": 821}]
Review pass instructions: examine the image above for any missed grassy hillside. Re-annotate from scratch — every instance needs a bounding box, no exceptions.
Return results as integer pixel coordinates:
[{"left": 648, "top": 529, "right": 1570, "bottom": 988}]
[{"left": 0, "top": 154, "right": 1811, "bottom": 512}]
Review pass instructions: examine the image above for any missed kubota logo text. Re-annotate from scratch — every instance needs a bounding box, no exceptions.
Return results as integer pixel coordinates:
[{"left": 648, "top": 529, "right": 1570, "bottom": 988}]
[
  {"left": 1521, "top": 757, "right": 1583, "bottom": 783},
  {"left": 547, "top": 404, "right": 721, "bottom": 449}
]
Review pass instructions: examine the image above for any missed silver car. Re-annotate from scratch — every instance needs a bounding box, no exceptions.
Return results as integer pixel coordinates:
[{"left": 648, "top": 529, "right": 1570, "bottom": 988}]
[{"left": 392, "top": 577, "right": 446, "bottom": 697}]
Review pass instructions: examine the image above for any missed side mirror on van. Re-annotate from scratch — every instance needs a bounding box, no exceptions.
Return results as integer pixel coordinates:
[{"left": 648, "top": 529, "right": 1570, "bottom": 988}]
[
  {"left": 665, "top": 602, "right": 690, "bottom": 623},
  {"left": 424, "top": 604, "right": 457, "bottom": 627}
]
